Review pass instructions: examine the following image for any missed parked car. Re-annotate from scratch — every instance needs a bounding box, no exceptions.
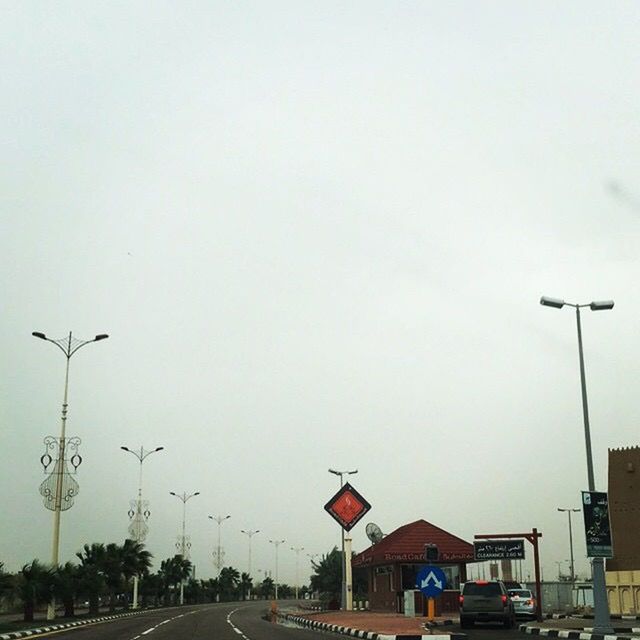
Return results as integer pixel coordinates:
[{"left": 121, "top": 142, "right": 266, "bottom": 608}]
[
  {"left": 459, "top": 580, "right": 516, "bottom": 629},
  {"left": 508, "top": 588, "right": 536, "bottom": 619}
]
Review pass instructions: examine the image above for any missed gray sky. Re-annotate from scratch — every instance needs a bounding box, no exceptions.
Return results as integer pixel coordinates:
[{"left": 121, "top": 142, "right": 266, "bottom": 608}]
[{"left": 2, "top": 1, "right": 639, "bottom": 585}]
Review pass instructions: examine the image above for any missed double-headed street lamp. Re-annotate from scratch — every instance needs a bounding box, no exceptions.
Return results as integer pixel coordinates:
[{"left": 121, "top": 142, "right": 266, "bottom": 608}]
[
  {"left": 269, "top": 539, "right": 285, "bottom": 600},
  {"left": 170, "top": 490, "right": 200, "bottom": 604},
  {"left": 209, "top": 515, "right": 231, "bottom": 577},
  {"left": 540, "top": 296, "right": 614, "bottom": 633},
  {"left": 121, "top": 445, "right": 164, "bottom": 608},
  {"left": 32, "top": 330, "right": 109, "bottom": 620},
  {"left": 291, "top": 546, "right": 304, "bottom": 600},
  {"left": 557, "top": 507, "right": 581, "bottom": 583},
  {"left": 328, "top": 468, "right": 357, "bottom": 609},
  {"left": 241, "top": 528, "right": 260, "bottom": 597}
]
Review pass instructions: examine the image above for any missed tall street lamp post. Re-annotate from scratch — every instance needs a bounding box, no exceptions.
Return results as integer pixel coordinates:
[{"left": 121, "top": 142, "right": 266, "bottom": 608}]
[
  {"left": 291, "top": 546, "right": 304, "bottom": 600},
  {"left": 269, "top": 539, "right": 285, "bottom": 600},
  {"left": 32, "top": 330, "right": 109, "bottom": 620},
  {"left": 241, "top": 529, "right": 260, "bottom": 598},
  {"left": 170, "top": 491, "right": 200, "bottom": 605},
  {"left": 540, "top": 296, "right": 614, "bottom": 633},
  {"left": 328, "top": 468, "right": 357, "bottom": 609},
  {"left": 121, "top": 445, "right": 164, "bottom": 608},
  {"left": 307, "top": 553, "right": 319, "bottom": 596},
  {"left": 209, "top": 515, "right": 231, "bottom": 578},
  {"left": 557, "top": 507, "right": 581, "bottom": 582}
]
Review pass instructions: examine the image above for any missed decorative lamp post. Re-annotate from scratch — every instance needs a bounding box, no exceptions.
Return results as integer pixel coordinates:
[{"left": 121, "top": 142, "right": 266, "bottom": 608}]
[
  {"left": 121, "top": 445, "right": 164, "bottom": 608},
  {"left": 33, "top": 330, "right": 109, "bottom": 620},
  {"left": 291, "top": 546, "right": 304, "bottom": 599},
  {"left": 209, "top": 515, "right": 231, "bottom": 577},
  {"left": 269, "top": 539, "right": 285, "bottom": 600},
  {"left": 328, "top": 468, "right": 358, "bottom": 609},
  {"left": 241, "top": 529, "right": 260, "bottom": 598},
  {"left": 170, "top": 490, "right": 200, "bottom": 605},
  {"left": 540, "top": 296, "right": 614, "bottom": 633}
]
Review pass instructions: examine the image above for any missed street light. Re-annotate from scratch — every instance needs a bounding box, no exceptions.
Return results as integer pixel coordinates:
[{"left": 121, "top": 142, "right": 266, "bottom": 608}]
[
  {"left": 557, "top": 508, "right": 581, "bottom": 583},
  {"left": 209, "top": 515, "right": 231, "bottom": 579},
  {"left": 121, "top": 445, "right": 164, "bottom": 608},
  {"left": 540, "top": 295, "right": 614, "bottom": 633},
  {"left": 241, "top": 529, "right": 260, "bottom": 598},
  {"left": 170, "top": 491, "right": 200, "bottom": 605},
  {"left": 32, "top": 330, "right": 109, "bottom": 620},
  {"left": 328, "top": 468, "right": 358, "bottom": 609},
  {"left": 269, "top": 539, "right": 285, "bottom": 600},
  {"left": 291, "top": 546, "right": 304, "bottom": 600}
]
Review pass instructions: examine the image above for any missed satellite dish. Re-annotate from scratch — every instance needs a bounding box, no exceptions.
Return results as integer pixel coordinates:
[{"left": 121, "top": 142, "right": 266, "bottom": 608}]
[{"left": 366, "top": 522, "right": 384, "bottom": 544}]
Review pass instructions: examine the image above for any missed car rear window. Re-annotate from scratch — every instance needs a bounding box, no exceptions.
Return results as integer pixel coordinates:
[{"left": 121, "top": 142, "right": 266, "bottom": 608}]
[
  {"left": 509, "top": 590, "right": 531, "bottom": 598},
  {"left": 463, "top": 582, "right": 502, "bottom": 596}
]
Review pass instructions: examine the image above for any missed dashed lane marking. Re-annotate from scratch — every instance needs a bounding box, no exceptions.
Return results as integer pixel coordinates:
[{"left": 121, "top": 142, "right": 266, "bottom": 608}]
[
  {"left": 128, "top": 609, "right": 202, "bottom": 639},
  {"left": 227, "top": 607, "right": 252, "bottom": 640}
]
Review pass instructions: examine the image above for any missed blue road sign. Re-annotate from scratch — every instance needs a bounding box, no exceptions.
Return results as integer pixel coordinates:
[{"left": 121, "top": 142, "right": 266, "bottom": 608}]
[{"left": 416, "top": 565, "right": 447, "bottom": 598}]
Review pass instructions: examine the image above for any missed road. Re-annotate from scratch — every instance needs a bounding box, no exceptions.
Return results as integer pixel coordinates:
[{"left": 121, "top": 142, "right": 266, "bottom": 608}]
[
  {"left": 451, "top": 621, "right": 529, "bottom": 640},
  {"left": 18, "top": 605, "right": 530, "bottom": 640},
  {"left": 22, "top": 602, "right": 315, "bottom": 640}
]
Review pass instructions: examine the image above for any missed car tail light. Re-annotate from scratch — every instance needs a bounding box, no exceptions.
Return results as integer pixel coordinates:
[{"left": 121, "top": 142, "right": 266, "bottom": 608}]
[
  {"left": 459, "top": 595, "right": 464, "bottom": 605},
  {"left": 528, "top": 599, "right": 535, "bottom": 606},
  {"left": 501, "top": 595, "right": 508, "bottom": 605}
]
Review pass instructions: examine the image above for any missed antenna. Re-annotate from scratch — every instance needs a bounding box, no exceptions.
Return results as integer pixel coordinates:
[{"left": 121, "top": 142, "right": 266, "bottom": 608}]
[{"left": 366, "top": 522, "right": 384, "bottom": 545}]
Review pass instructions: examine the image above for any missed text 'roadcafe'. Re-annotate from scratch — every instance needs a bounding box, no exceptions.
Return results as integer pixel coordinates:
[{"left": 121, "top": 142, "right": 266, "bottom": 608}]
[{"left": 352, "top": 519, "right": 475, "bottom": 615}]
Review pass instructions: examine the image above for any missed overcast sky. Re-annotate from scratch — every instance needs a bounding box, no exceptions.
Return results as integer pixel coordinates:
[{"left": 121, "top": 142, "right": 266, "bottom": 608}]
[{"left": 2, "top": 2, "right": 639, "bottom": 585}]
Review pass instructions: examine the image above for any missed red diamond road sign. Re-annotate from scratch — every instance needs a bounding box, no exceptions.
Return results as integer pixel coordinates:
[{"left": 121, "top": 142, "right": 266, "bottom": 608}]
[{"left": 324, "top": 482, "right": 371, "bottom": 531}]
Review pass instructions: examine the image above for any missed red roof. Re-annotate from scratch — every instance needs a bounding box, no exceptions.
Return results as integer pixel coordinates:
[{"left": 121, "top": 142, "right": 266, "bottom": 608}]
[{"left": 352, "top": 519, "right": 474, "bottom": 567}]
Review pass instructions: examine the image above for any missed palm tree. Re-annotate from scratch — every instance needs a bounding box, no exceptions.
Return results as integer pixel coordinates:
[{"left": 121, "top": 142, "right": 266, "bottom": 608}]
[
  {"left": 120, "top": 539, "right": 152, "bottom": 607},
  {"left": 310, "top": 547, "right": 341, "bottom": 606},
  {"left": 139, "top": 572, "right": 163, "bottom": 607},
  {"left": 54, "top": 562, "right": 79, "bottom": 618},
  {"left": 239, "top": 572, "right": 252, "bottom": 601},
  {"left": 203, "top": 577, "right": 220, "bottom": 603},
  {"left": 219, "top": 566, "right": 240, "bottom": 601},
  {"left": 259, "top": 576, "right": 274, "bottom": 599},
  {"left": 102, "top": 542, "right": 128, "bottom": 611},
  {"left": 14, "top": 560, "right": 54, "bottom": 621},
  {"left": 0, "top": 562, "right": 12, "bottom": 599},
  {"left": 159, "top": 556, "right": 191, "bottom": 605},
  {"left": 76, "top": 543, "right": 106, "bottom": 615}
]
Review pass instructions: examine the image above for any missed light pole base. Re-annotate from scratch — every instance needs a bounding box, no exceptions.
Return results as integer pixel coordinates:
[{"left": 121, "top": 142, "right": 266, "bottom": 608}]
[
  {"left": 46, "top": 602, "right": 55, "bottom": 620},
  {"left": 591, "top": 559, "right": 613, "bottom": 634}
]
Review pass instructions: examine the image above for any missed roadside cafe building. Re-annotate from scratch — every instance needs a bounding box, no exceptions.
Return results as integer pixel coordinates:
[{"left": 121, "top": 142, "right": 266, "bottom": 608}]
[{"left": 352, "top": 519, "right": 475, "bottom": 615}]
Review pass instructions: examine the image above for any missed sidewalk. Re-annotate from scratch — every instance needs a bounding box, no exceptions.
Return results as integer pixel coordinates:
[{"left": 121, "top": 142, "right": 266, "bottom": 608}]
[
  {"left": 521, "top": 617, "right": 640, "bottom": 639},
  {"left": 291, "top": 610, "right": 453, "bottom": 635}
]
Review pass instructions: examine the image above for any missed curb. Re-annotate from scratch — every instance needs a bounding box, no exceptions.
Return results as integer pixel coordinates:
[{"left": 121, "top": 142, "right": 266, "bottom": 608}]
[
  {"left": 0, "top": 606, "right": 172, "bottom": 640},
  {"left": 280, "top": 613, "right": 467, "bottom": 640},
  {"left": 519, "top": 623, "right": 637, "bottom": 640}
]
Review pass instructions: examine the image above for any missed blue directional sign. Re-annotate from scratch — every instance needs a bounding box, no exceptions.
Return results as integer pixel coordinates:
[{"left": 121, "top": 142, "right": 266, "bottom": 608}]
[{"left": 416, "top": 565, "right": 447, "bottom": 597}]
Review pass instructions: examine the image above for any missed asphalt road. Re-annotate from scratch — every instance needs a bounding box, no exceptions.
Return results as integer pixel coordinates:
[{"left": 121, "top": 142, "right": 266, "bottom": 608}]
[
  {"left": 22, "top": 602, "right": 317, "bottom": 640},
  {"left": 450, "top": 621, "right": 529, "bottom": 640}
]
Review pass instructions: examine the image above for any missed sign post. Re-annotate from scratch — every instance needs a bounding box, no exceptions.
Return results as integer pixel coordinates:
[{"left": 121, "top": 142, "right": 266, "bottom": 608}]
[
  {"left": 416, "top": 565, "right": 446, "bottom": 621},
  {"left": 324, "top": 483, "right": 371, "bottom": 612},
  {"left": 475, "top": 529, "right": 543, "bottom": 622}
]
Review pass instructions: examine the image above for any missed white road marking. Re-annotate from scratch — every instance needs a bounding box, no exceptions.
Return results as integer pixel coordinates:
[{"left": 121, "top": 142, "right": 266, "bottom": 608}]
[
  {"left": 128, "top": 609, "right": 205, "bottom": 639},
  {"left": 227, "top": 607, "right": 252, "bottom": 640}
]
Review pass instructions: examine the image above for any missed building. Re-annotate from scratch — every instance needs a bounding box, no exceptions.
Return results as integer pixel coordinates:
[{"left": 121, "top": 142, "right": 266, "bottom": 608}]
[
  {"left": 607, "top": 446, "right": 640, "bottom": 614},
  {"left": 352, "top": 519, "right": 474, "bottom": 614}
]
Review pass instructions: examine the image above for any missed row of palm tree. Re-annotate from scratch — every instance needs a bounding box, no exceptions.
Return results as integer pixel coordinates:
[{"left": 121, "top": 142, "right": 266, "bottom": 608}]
[
  {"left": 0, "top": 539, "right": 154, "bottom": 621},
  {"left": 0, "top": 542, "right": 308, "bottom": 622}
]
